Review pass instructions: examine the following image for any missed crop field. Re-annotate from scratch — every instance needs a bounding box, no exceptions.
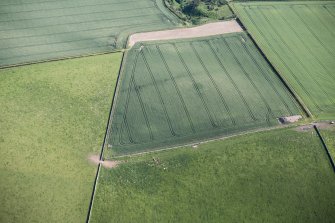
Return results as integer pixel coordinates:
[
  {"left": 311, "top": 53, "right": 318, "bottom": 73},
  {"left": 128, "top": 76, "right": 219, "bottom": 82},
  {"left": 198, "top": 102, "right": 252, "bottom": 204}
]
[
  {"left": 0, "top": 0, "right": 180, "bottom": 67},
  {"left": 108, "top": 32, "right": 302, "bottom": 156},
  {"left": 0, "top": 53, "right": 122, "bottom": 222},
  {"left": 231, "top": 1, "right": 335, "bottom": 119},
  {"left": 92, "top": 128, "right": 335, "bottom": 222}
]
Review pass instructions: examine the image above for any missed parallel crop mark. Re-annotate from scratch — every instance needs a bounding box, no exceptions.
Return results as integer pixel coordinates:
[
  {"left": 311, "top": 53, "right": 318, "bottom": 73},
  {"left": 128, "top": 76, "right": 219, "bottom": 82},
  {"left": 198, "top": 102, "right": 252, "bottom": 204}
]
[
  {"left": 140, "top": 49, "right": 177, "bottom": 137},
  {"left": 173, "top": 43, "right": 218, "bottom": 128},
  {"left": 207, "top": 40, "right": 257, "bottom": 121},
  {"left": 238, "top": 36, "right": 294, "bottom": 116},
  {"left": 190, "top": 42, "right": 236, "bottom": 126},
  {"left": 223, "top": 37, "right": 274, "bottom": 124},
  {"left": 156, "top": 45, "right": 196, "bottom": 133}
]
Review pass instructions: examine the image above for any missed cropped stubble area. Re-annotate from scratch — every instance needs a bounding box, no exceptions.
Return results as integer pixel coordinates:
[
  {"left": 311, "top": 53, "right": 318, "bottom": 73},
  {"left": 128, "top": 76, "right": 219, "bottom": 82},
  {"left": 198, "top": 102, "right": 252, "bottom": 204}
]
[
  {"left": 0, "top": 0, "right": 180, "bottom": 67},
  {"left": 232, "top": 1, "right": 335, "bottom": 119},
  {"left": 92, "top": 128, "right": 335, "bottom": 222},
  {"left": 108, "top": 32, "right": 302, "bottom": 156}
]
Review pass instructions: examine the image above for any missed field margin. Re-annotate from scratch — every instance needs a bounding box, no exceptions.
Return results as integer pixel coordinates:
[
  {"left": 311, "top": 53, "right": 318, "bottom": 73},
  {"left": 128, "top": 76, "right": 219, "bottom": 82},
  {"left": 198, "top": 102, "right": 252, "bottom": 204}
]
[
  {"left": 85, "top": 51, "right": 126, "bottom": 223},
  {"left": 314, "top": 125, "right": 335, "bottom": 172}
]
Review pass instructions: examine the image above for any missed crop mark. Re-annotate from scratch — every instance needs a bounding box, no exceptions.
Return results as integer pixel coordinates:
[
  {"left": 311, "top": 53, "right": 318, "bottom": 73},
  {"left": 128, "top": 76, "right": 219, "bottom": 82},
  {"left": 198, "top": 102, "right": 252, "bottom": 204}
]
[
  {"left": 140, "top": 49, "right": 177, "bottom": 137},
  {"left": 223, "top": 37, "right": 274, "bottom": 124},
  {"left": 156, "top": 45, "right": 196, "bottom": 133},
  {"left": 323, "top": 5, "right": 335, "bottom": 18},
  {"left": 190, "top": 42, "right": 236, "bottom": 126},
  {"left": 259, "top": 8, "right": 335, "bottom": 106},
  {"left": 173, "top": 43, "right": 218, "bottom": 128},
  {"left": 238, "top": 36, "right": 294, "bottom": 116},
  {"left": 243, "top": 7, "right": 322, "bottom": 112},
  {"left": 131, "top": 77, "right": 154, "bottom": 140},
  {"left": 206, "top": 40, "right": 257, "bottom": 121},
  {"left": 121, "top": 49, "right": 153, "bottom": 144}
]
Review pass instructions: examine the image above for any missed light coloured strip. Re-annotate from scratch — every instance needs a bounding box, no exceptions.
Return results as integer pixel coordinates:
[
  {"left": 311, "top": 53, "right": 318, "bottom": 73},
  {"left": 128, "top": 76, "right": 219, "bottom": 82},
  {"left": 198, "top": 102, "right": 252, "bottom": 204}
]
[{"left": 128, "top": 20, "right": 243, "bottom": 47}]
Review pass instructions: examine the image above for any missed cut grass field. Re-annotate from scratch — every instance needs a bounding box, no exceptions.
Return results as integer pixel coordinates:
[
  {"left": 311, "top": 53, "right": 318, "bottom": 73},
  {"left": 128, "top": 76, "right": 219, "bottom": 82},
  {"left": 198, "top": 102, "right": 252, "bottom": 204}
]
[
  {"left": 92, "top": 128, "right": 335, "bottom": 222},
  {"left": 0, "top": 53, "right": 122, "bottom": 222},
  {"left": 108, "top": 32, "right": 302, "bottom": 156},
  {"left": 231, "top": 1, "right": 335, "bottom": 119},
  {"left": 0, "top": 0, "right": 180, "bottom": 67}
]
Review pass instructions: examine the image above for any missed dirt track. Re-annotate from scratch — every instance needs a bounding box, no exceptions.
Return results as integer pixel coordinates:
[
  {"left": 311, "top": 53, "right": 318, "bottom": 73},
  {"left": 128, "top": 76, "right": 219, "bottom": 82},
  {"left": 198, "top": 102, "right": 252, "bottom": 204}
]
[{"left": 128, "top": 20, "right": 243, "bottom": 47}]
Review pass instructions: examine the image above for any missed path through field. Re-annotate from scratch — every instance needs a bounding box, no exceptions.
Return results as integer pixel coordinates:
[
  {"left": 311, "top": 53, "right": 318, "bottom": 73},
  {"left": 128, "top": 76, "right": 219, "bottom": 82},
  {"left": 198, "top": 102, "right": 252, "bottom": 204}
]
[{"left": 128, "top": 20, "right": 243, "bottom": 47}]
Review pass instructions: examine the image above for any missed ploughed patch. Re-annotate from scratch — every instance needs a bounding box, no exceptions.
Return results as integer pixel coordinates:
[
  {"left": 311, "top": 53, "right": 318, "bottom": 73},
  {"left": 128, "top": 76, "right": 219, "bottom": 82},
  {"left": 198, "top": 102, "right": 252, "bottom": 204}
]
[
  {"left": 295, "top": 122, "right": 335, "bottom": 132},
  {"left": 88, "top": 154, "right": 120, "bottom": 169},
  {"left": 278, "top": 115, "right": 302, "bottom": 124}
]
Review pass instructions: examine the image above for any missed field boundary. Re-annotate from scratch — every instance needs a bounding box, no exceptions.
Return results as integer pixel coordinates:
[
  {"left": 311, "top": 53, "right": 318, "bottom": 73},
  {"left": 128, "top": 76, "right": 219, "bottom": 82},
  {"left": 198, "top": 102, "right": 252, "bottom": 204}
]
[
  {"left": 112, "top": 123, "right": 303, "bottom": 158},
  {"left": 314, "top": 125, "right": 335, "bottom": 173},
  {"left": 85, "top": 51, "right": 126, "bottom": 223},
  {"left": 0, "top": 50, "right": 122, "bottom": 70},
  {"left": 230, "top": 6, "right": 312, "bottom": 118}
]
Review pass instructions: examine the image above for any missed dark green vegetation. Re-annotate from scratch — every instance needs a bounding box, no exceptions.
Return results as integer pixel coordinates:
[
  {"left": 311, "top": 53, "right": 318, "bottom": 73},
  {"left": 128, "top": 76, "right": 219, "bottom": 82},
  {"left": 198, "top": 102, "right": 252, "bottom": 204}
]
[
  {"left": 108, "top": 32, "right": 302, "bottom": 156},
  {"left": 0, "top": 0, "right": 180, "bottom": 67},
  {"left": 0, "top": 53, "right": 122, "bottom": 222},
  {"left": 319, "top": 127, "right": 335, "bottom": 161},
  {"left": 232, "top": 1, "right": 335, "bottom": 119},
  {"left": 165, "top": 0, "right": 234, "bottom": 24},
  {"left": 92, "top": 128, "right": 335, "bottom": 222}
]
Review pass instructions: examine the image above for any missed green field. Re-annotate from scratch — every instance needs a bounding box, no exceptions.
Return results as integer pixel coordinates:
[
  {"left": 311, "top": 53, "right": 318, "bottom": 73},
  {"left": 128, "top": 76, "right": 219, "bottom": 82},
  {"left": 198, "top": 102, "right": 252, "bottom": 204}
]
[
  {"left": 232, "top": 1, "right": 335, "bottom": 119},
  {"left": 320, "top": 127, "right": 335, "bottom": 161},
  {"left": 0, "top": 0, "right": 180, "bottom": 67},
  {"left": 92, "top": 128, "right": 335, "bottom": 222},
  {"left": 0, "top": 53, "right": 122, "bottom": 222},
  {"left": 107, "top": 32, "right": 302, "bottom": 156}
]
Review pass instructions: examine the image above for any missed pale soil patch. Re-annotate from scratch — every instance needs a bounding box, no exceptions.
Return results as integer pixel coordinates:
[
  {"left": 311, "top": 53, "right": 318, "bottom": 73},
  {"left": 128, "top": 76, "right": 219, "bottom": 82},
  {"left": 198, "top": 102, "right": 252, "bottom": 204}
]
[
  {"left": 88, "top": 154, "right": 120, "bottom": 169},
  {"left": 278, "top": 115, "right": 302, "bottom": 124},
  {"left": 295, "top": 122, "right": 335, "bottom": 132},
  {"left": 128, "top": 20, "right": 243, "bottom": 47},
  {"left": 101, "top": 160, "right": 120, "bottom": 169}
]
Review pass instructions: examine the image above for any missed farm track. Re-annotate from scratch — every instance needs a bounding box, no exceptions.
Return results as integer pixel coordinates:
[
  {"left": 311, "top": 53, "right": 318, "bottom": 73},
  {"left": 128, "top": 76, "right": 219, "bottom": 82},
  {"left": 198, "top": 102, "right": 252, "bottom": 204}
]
[{"left": 128, "top": 20, "right": 243, "bottom": 47}]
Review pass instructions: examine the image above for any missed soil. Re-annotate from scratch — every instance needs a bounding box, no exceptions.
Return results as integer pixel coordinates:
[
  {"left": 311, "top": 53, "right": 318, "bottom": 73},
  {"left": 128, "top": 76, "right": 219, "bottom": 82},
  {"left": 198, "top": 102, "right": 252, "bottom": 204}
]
[
  {"left": 128, "top": 20, "right": 243, "bottom": 47},
  {"left": 295, "top": 122, "right": 335, "bottom": 132},
  {"left": 88, "top": 154, "right": 120, "bottom": 169}
]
